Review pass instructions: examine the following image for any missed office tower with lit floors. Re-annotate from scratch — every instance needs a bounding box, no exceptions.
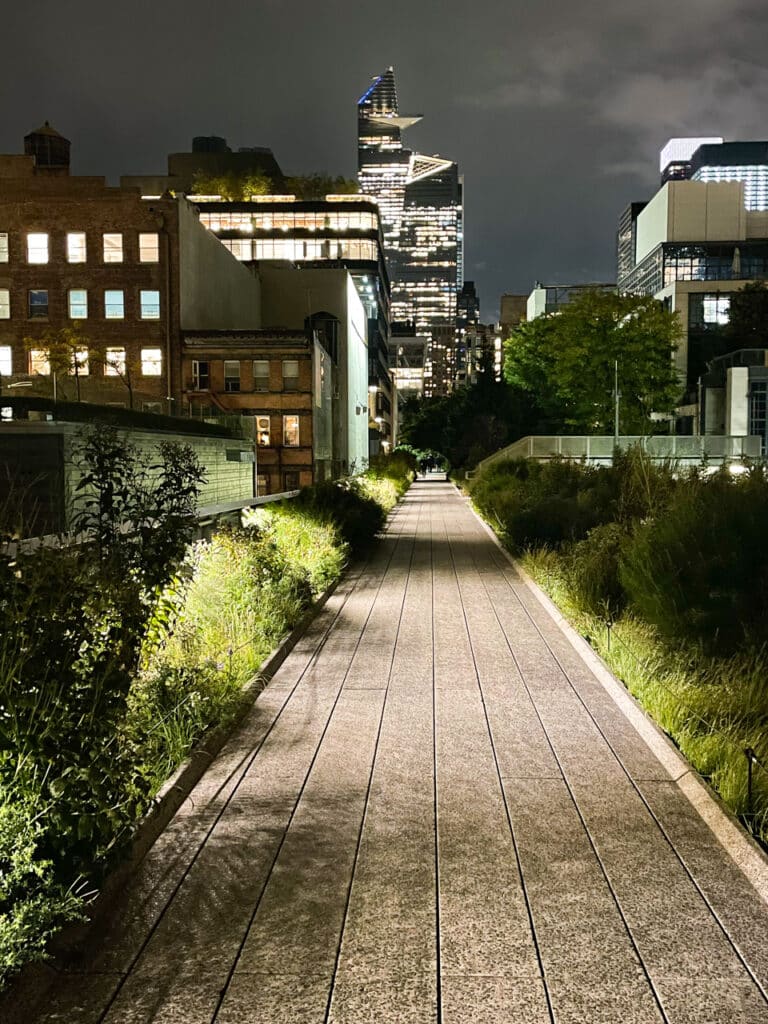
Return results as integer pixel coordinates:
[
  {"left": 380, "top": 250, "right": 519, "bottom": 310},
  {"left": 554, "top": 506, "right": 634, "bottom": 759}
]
[{"left": 358, "top": 67, "right": 463, "bottom": 397}]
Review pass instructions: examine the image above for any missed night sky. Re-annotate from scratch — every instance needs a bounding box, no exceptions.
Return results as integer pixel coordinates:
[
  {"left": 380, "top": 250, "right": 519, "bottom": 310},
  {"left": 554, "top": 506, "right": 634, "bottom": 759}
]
[{"left": 4, "top": 0, "right": 768, "bottom": 320}]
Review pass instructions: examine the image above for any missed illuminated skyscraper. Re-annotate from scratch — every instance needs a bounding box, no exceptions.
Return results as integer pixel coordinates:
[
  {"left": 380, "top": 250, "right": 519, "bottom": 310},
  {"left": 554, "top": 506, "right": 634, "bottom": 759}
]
[{"left": 358, "top": 67, "right": 463, "bottom": 396}]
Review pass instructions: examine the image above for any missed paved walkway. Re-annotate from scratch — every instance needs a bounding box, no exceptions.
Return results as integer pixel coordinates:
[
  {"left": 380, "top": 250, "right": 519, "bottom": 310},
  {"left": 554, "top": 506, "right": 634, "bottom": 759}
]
[{"left": 21, "top": 479, "right": 768, "bottom": 1022}]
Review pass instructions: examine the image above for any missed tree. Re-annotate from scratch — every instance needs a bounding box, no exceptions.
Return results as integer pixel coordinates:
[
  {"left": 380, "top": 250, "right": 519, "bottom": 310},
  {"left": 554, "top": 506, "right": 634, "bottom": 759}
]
[
  {"left": 23, "top": 323, "right": 102, "bottom": 402},
  {"left": 191, "top": 171, "right": 274, "bottom": 200},
  {"left": 726, "top": 281, "right": 768, "bottom": 349},
  {"left": 284, "top": 174, "right": 360, "bottom": 199},
  {"left": 399, "top": 373, "right": 540, "bottom": 470},
  {"left": 504, "top": 290, "right": 681, "bottom": 434}
]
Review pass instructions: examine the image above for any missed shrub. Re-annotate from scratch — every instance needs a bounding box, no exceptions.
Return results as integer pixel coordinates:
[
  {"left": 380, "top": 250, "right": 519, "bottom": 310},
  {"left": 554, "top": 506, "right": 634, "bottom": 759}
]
[
  {"left": 470, "top": 458, "right": 610, "bottom": 551},
  {"left": 620, "top": 469, "right": 768, "bottom": 654},
  {"left": 566, "top": 522, "right": 629, "bottom": 622},
  {"left": 290, "top": 481, "right": 386, "bottom": 553},
  {"left": 251, "top": 504, "right": 347, "bottom": 597},
  {"left": 0, "top": 794, "right": 87, "bottom": 987}
]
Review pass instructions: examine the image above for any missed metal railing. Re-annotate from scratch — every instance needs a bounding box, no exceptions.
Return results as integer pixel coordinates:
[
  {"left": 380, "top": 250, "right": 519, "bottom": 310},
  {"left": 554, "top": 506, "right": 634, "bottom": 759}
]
[{"left": 472, "top": 434, "right": 763, "bottom": 476}]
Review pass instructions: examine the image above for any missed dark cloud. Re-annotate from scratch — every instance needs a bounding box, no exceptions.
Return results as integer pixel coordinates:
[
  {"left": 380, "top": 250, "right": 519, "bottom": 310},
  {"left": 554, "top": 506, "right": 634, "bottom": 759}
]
[{"left": 3, "top": 0, "right": 768, "bottom": 319}]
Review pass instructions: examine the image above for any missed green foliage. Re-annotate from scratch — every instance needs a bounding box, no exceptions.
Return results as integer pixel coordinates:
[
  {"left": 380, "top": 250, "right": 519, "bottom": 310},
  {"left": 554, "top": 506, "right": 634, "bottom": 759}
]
[
  {"left": 190, "top": 170, "right": 359, "bottom": 201},
  {"left": 250, "top": 505, "right": 347, "bottom": 597},
  {"left": 0, "top": 426, "right": 204, "bottom": 983},
  {"left": 726, "top": 281, "right": 768, "bottom": 349},
  {"left": 399, "top": 374, "right": 539, "bottom": 470},
  {"left": 0, "top": 795, "right": 87, "bottom": 987},
  {"left": 620, "top": 467, "right": 768, "bottom": 653},
  {"left": 191, "top": 171, "right": 273, "bottom": 200},
  {"left": 289, "top": 480, "right": 385, "bottom": 553},
  {"left": 0, "top": 449, "right": 408, "bottom": 987},
  {"left": 566, "top": 523, "right": 629, "bottom": 623},
  {"left": 504, "top": 290, "right": 681, "bottom": 433},
  {"left": 284, "top": 174, "right": 360, "bottom": 199},
  {"left": 470, "top": 457, "right": 613, "bottom": 551}
]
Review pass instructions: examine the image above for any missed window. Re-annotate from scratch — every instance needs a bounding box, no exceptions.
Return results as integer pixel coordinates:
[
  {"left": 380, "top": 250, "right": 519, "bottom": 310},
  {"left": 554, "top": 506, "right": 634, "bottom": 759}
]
[
  {"left": 284, "top": 471, "right": 300, "bottom": 490},
  {"left": 27, "top": 233, "right": 49, "bottom": 264},
  {"left": 0, "top": 289, "right": 9, "bottom": 319},
  {"left": 141, "top": 348, "right": 162, "bottom": 376},
  {"left": 0, "top": 346, "right": 11, "bottom": 375},
  {"left": 256, "top": 415, "right": 270, "bottom": 446},
  {"left": 0, "top": 233, "right": 8, "bottom": 262},
  {"left": 282, "top": 359, "right": 300, "bottom": 391},
  {"left": 702, "top": 294, "right": 731, "bottom": 325},
  {"left": 139, "top": 290, "right": 160, "bottom": 319},
  {"left": 67, "top": 232, "right": 87, "bottom": 263},
  {"left": 139, "top": 233, "right": 159, "bottom": 263},
  {"left": 68, "top": 289, "right": 88, "bottom": 319},
  {"left": 28, "top": 289, "right": 49, "bottom": 318},
  {"left": 29, "top": 350, "right": 50, "bottom": 374},
  {"left": 70, "top": 350, "right": 89, "bottom": 376},
  {"left": 224, "top": 360, "right": 241, "bottom": 392},
  {"left": 103, "top": 233, "right": 123, "bottom": 263},
  {"left": 104, "top": 289, "right": 124, "bottom": 319},
  {"left": 256, "top": 472, "right": 269, "bottom": 495},
  {"left": 105, "top": 347, "right": 125, "bottom": 376},
  {"left": 283, "top": 414, "right": 300, "bottom": 447},
  {"left": 253, "top": 360, "right": 269, "bottom": 391},
  {"left": 142, "top": 401, "right": 163, "bottom": 414},
  {"left": 191, "top": 360, "right": 209, "bottom": 390}
]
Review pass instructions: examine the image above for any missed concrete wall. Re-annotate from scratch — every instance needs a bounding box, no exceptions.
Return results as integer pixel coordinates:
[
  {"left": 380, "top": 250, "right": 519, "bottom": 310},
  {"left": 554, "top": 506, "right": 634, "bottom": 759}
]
[
  {"left": 636, "top": 181, "right": 746, "bottom": 264},
  {"left": 178, "top": 201, "right": 261, "bottom": 330},
  {"left": 259, "top": 265, "right": 370, "bottom": 473},
  {"left": 725, "top": 367, "right": 750, "bottom": 435},
  {"left": 526, "top": 288, "right": 547, "bottom": 321}
]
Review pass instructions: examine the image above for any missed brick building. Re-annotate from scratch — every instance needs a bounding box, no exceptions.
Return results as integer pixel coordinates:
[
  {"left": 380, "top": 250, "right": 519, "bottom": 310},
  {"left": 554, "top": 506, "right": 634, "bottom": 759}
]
[
  {"left": 0, "top": 125, "right": 261, "bottom": 413},
  {"left": 182, "top": 327, "right": 335, "bottom": 493}
]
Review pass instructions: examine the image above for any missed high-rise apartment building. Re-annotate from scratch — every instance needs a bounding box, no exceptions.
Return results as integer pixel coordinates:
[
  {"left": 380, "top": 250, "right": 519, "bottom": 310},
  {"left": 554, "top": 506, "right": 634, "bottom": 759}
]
[{"left": 358, "top": 67, "right": 463, "bottom": 397}]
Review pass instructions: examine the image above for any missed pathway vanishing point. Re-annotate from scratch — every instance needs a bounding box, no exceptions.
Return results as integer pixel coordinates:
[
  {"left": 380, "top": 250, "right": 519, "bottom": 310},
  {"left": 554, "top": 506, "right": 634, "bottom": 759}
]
[{"left": 13, "top": 478, "right": 768, "bottom": 1023}]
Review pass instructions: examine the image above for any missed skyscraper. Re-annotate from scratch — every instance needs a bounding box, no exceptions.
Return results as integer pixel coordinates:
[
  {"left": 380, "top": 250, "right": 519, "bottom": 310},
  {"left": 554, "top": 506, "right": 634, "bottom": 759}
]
[{"left": 358, "top": 68, "right": 463, "bottom": 396}]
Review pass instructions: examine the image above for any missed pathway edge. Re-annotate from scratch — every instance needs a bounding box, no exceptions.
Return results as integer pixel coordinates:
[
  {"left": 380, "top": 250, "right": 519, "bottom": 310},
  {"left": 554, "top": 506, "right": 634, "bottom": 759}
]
[{"left": 462, "top": 488, "right": 768, "bottom": 904}]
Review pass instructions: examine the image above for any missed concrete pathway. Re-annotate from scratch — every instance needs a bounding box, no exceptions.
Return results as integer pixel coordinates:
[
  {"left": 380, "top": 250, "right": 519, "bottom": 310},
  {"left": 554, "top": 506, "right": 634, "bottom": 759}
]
[{"left": 22, "top": 479, "right": 768, "bottom": 1022}]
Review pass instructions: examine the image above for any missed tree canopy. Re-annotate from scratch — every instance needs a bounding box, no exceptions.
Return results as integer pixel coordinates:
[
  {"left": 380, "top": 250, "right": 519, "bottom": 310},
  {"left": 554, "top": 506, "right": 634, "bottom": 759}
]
[
  {"left": 503, "top": 290, "right": 681, "bottom": 434},
  {"left": 726, "top": 281, "right": 768, "bottom": 349},
  {"left": 399, "top": 360, "right": 539, "bottom": 470},
  {"left": 190, "top": 170, "right": 359, "bottom": 201}
]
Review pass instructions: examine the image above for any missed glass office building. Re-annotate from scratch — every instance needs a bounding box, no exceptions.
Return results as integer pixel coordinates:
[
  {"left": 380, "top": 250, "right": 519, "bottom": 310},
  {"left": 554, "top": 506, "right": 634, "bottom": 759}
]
[{"left": 358, "top": 68, "right": 463, "bottom": 396}]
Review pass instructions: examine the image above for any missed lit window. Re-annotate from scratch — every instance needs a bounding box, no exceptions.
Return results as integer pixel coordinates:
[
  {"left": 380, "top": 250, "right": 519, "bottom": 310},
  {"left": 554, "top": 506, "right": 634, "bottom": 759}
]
[
  {"left": 139, "top": 290, "right": 160, "bottom": 320},
  {"left": 29, "top": 349, "right": 50, "bottom": 374},
  {"left": 67, "top": 232, "right": 87, "bottom": 263},
  {"left": 282, "top": 359, "right": 300, "bottom": 391},
  {"left": 105, "top": 347, "right": 125, "bottom": 376},
  {"left": 283, "top": 414, "right": 300, "bottom": 446},
  {"left": 104, "top": 290, "right": 124, "bottom": 319},
  {"left": 253, "top": 360, "right": 269, "bottom": 391},
  {"left": 224, "top": 360, "right": 241, "bottom": 392},
  {"left": 0, "top": 233, "right": 8, "bottom": 262},
  {"left": 256, "top": 415, "right": 270, "bottom": 446},
  {"left": 256, "top": 472, "right": 269, "bottom": 495},
  {"left": 28, "top": 290, "right": 48, "bottom": 318},
  {"left": 27, "top": 233, "right": 49, "bottom": 264},
  {"left": 0, "top": 289, "right": 9, "bottom": 319},
  {"left": 103, "top": 233, "right": 123, "bottom": 263},
  {"left": 141, "top": 348, "right": 162, "bottom": 375},
  {"left": 68, "top": 289, "right": 88, "bottom": 319},
  {"left": 0, "top": 346, "right": 11, "bottom": 375},
  {"left": 70, "top": 350, "right": 89, "bottom": 376},
  {"left": 139, "top": 233, "right": 159, "bottom": 263},
  {"left": 702, "top": 294, "right": 731, "bottom": 325},
  {"left": 192, "top": 360, "right": 209, "bottom": 390}
]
